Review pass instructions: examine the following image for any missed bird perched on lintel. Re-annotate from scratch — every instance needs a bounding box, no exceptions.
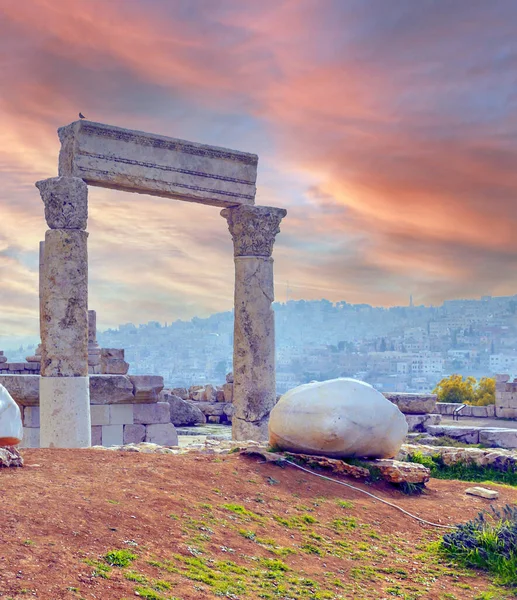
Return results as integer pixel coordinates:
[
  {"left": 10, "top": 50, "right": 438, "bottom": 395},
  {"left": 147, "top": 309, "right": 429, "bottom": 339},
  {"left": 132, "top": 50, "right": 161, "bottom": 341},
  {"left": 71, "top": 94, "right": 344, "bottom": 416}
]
[{"left": 79, "top": 112, "right": 86, "bottom": 119}]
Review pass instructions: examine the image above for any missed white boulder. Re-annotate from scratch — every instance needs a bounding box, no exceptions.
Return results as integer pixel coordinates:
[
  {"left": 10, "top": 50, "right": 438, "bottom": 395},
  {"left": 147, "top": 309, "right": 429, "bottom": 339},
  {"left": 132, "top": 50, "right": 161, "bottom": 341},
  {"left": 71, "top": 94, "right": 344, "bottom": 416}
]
[
  {"left": 0, "top": 384, "right": 23, "bottom": 446},
  {"left": 269, "top": 378, "right": 408, "bottom": 459}
]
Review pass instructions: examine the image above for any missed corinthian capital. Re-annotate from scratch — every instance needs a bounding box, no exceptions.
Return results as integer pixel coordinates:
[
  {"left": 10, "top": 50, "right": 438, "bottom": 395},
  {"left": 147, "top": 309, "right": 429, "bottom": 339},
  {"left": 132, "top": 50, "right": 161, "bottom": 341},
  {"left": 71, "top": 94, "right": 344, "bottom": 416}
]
[{"left": 221, "top": 205, "right": 287, "bottom": 257}]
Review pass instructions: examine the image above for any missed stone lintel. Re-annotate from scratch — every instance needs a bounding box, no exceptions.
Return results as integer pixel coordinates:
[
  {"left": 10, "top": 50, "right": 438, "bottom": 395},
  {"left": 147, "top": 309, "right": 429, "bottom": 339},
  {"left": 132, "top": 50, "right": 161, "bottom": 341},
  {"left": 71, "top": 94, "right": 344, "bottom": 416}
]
[
  {"left": 58, "top": 120, "right": 258, "bottom": 208},
  {"left": 36, "top": 176, "right": 88, "bottom": 229},
  {"left": 221, "top": 204, "right": 287, "bottom": 257}
]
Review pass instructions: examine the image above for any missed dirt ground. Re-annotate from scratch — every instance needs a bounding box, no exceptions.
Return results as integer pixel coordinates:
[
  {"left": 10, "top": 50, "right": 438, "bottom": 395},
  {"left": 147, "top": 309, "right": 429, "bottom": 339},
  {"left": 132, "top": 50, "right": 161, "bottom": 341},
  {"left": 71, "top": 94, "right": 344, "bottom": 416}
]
[{"left": 1, "top": 449, "right": 516, "bottom": 600}]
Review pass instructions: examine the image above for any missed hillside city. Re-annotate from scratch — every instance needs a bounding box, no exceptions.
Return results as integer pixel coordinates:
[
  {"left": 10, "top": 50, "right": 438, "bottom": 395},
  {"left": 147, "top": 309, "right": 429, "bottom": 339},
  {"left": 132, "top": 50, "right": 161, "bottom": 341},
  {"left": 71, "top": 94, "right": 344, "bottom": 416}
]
[{"left": 8, "top": 294, "right": 517, "bottom": 394}]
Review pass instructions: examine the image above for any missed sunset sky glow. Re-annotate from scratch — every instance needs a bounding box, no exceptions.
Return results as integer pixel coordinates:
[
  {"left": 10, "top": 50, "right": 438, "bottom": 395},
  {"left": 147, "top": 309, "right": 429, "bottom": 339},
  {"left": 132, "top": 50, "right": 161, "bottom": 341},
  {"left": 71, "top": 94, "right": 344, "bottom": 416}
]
[{"left": 1, "top": 0, "right": 517, "bottom": 343}]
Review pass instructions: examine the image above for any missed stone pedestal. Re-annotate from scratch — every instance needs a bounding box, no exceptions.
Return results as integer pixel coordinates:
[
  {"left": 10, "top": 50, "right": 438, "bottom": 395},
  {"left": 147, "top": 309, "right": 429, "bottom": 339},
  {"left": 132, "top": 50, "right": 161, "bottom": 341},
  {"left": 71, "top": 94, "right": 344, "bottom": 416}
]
[
  {"left": 221, "top": 205, "right": 286, "bottom": 441},
  {"left": 36, "top": 176, "right": 91, "bottom": 448}
]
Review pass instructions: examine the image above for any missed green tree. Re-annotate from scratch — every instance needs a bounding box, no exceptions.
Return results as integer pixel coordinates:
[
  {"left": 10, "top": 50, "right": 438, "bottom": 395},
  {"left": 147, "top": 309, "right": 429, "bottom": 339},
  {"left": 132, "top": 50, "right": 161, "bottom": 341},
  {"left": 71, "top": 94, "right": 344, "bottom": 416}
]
[
  {"left": 433, "top": 374, "right": 476, "bottom": 404},
  {"left": 471, "top": 376, "right": 496, "bottom": 406}
]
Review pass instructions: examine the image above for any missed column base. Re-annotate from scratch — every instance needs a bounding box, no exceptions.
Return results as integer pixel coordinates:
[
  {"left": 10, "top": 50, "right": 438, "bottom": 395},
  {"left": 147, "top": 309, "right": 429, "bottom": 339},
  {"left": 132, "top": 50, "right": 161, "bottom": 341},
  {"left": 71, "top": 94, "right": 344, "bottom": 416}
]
[
  {"left": 40, "top": 376, "right": 91, "bottom": 448},
  {"left": 232, "top": 416, "right": 269, "bottom": 442}
]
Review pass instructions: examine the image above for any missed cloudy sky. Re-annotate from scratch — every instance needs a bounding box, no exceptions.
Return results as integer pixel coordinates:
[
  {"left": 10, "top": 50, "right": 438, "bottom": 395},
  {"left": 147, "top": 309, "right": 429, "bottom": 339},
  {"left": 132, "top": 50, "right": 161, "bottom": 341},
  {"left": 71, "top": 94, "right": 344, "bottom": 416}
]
[{"left": 1, "top": 0, "right": 517, "bottom": 344}]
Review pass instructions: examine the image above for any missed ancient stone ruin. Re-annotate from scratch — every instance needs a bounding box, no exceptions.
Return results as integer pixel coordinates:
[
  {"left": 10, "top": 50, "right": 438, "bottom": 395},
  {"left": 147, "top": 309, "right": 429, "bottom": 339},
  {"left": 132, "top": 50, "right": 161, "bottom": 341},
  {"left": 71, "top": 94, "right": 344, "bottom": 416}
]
[{"left": 33, "top": 120, "right": 286, "bottom": 448}]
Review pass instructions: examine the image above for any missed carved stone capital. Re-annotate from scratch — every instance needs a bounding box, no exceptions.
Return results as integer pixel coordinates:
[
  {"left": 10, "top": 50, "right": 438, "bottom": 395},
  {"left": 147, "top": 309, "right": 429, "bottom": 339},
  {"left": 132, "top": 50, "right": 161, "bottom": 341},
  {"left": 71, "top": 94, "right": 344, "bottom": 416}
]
[
  {"left": 36, "top": 176, "right": 88, "bottom": 230},
  {"left": 221, "top": 205, "right": 287, "bottom": 257}
]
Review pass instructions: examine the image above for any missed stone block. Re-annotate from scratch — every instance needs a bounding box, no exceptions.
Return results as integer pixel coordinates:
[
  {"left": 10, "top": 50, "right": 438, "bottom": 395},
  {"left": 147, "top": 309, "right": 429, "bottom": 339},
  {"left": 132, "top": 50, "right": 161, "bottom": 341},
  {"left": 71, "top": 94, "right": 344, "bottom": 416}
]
[
  {"left": 405, "top": 413, "right": 441, "bottom": 432},
  {"left": 171, "top": 387, "right": 188, "bottom": 401},
  {"left": 40, "top": 229, "right": 88, "bottom": 377},
  {"left": 91, "top": 425, "right": 102, "bottom": 445},
  {"left": 384, "top": 393, "right": 437, "bottom": 415},
  {"left": 58, "top": 120, "right": 258, "bottom": 208},
  {"left": 101, "top": 424, "right": 124, "bottom": 447},
  {"left": 23, "top": 406, "right": 40, "bottom": 428},
  {"left": 102, "top": 359, "right": 129, "bottom": 375},
  {"left": 471, "top": 406, "right": 490, "bottom": 418},
  {"left": 9, "top": 363, "right": 27, "bottom": 371},
  {"left": 133, "top": 402, "right": 170, "bottom": 425},
  {"left": 479, "top": 429, "right": 517, "bottom": 449},
  {"left": 160, "top": 392, "right": 206, "bottom": 426},
  {"left": 89, "top": 375, "right": 134, "bottom": 404},
  {"left": 0, "top": 375, "right": 40, "bottom": 406},
  {"left": 145, "top": 423, "right": 178, "bottom": 446},
  {"left": 123, "top": 424, "right": 146, "bottom": 444},
  {"left": 465, "top": 487, "right": 499, "bottom": 499},
  {"left": 19, "top": 427, "right": 40, "bottom": 448},
  {"left": 90, "top": 405, "right": 110, "bottom": 426},
  {"left": 101, "top": 348, "right": 124, "bottom": 360},
  {"left": 189, "top": 385, "right": 203, "bottom": 400},
  {"left": 222, "top": 383, "right": 233, "bottom": 403},
  {"left": 109, "top": 404, "right": 134, "bottom": 425},
  {"left": 129, "top": 375, "right": 163, "bottom": 402},
  {"left": 496, "top": 406, "right": 517, "bottom": 419},
  {"left": 215, "top": 388, "right": 225, "bottom": 402},
  {"left": 226, "top": 372, "right": 234, "bottom": 383},
  {"left": 208, "top": 416, "right": 221, "bottom": 424},
  {"left": 435, "top": 403, "right": 456, "bottom": 415},
  {"left": 202, "top": 384, "right": 216, "bottom": 402},
  {"left": 195, "top": 402, "right": 225, "bottom": 416},
  {"left": 427, "top": 425, "right": 480, "bottom": 444},
  {"left": 36, "top": 176, "right": 88, "bottom": 229}
]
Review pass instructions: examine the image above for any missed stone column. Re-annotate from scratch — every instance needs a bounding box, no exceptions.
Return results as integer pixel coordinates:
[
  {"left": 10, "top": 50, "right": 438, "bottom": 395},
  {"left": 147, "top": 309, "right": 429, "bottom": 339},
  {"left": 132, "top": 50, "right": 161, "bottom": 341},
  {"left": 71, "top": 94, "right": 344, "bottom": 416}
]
[
  {"left": 221, "top": 205, "right": 287, "bottom": 441},
  {"left": 88, "top": 310, "right": 101, "bottom": 374},
  {"left": 36, "top": 176, "right": 91, "bottom": 448},
  {"left": 27, "top": 241, "right": 45, "bottom": 364}
]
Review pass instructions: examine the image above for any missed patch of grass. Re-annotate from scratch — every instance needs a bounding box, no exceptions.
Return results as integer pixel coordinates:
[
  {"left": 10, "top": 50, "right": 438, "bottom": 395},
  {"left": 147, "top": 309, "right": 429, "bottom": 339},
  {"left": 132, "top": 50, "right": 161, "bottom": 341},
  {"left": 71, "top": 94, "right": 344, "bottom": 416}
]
[
  {"left": 124, "top": 571, "right": 148, "bottom": 583},
  {"left": 408, "top": 451, "right": 517, "bottom": 487},
  {"left": 22, "top": 539, "right": 34, "bottom": 546},
  {"left": 330, "top": 517, "right": 357, "bottom": 531},
  {"left": 133, "top": 587, "right": 165, "bottom": 600},
  {"left": 440, "top": 504, "right": 517, "bottom": 586},
  {"left": 336, "top": 499, "right": 354, "bottom": 509},
  {"left": 273, "top": 513, "right": 317, "bottom": 529},
  {"left": 222, "top": 503, "right": 264, "bottom": 521},
  {"left": 104, "top": 549, "right": 137, "bottom": 567},
  {"left": 84, "top": 559, "right": 111, "bottom": 579}
]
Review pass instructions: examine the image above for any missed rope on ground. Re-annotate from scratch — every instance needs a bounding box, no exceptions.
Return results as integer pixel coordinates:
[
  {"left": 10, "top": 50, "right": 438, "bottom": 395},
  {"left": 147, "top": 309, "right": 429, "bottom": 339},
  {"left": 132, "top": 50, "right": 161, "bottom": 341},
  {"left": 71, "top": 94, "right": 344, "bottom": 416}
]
[{"left": 282, "top": 459, "right": 456, "bottom": 530}]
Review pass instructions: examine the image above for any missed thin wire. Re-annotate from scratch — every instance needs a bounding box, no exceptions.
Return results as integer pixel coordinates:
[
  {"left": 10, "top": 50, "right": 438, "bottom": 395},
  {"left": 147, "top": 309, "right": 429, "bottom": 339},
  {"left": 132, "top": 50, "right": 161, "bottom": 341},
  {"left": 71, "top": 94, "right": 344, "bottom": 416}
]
[{"left": 283, "top": 459, "right": 456, "bottom": 530}]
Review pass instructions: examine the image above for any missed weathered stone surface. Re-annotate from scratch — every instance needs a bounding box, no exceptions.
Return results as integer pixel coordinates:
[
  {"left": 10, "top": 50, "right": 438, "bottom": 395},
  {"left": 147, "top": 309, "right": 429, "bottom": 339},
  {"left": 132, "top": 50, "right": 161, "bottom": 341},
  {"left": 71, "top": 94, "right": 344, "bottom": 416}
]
[
  {"left": 102, "top": 358, "right": 129, "bottom": 375},
  {"left": 384, "top": 393, "right": 437, "bottom": 415},
  {"left": 465, "top": 486, "right": 498, "bottom": 499},
  {"left": 36, "top": 176, "right": 88, "bottom": 229},
  {"left": 91, "top": 425, "right": 102, "bottom": 446},
  {"left": 285, "top": 452, "right": 371, "bottom": 479},
  {"left": 226, "top": 372, "right": 234, "bottom": 383},
  {"left": 478, "top": 428, "right": 517, "bottom": 449},
  {"left": 23, "top": 406, "right": 40, "bottom": 428},
  {"left": 58, "top": 120, "right": 257, "bottom": 207},
  {"left": 133, "top": 402, "right": 170, "bottom": 425},
  {"left": 89, "top": 375, "right": 134, "bottom": 405},
  {"left": 109, "top": 404, "right": 134, "bottom": 425},
  {"left": 232, "top": 256, "right": 276, "bottom": 438},
  {"left": 194, "top": 402, "right": 226, "bottom": 416},
  {"left": 405, "top": 413, "right": 441, "bottom": 432},
  {"left": 0, "top": 446, "right": 23, "bottom": 468},
  {"left": 0, "top": 384, "right": 23, "bottom": 446},
  {"left": 130, "top": 375, "right": 163, "bottom": 402},
  {"left": 40, "top": 229, "right": 88, "bottom": 377},
  {"left": 90, "top": 405, "right": 110, "bottom": 426},
  {"left": 160, "top": 391, "right": 206, "bottom": 426},
  {"left": 360, "top": 459, "right": 430, "bottom": 484},
  {"left": 215, "top": 388, "right": 225, "bottom": 402},
  {"left": 0, "top": 375, "right": 40, "bottom": 406},
  {"left": 269, "top": 378, "right": 408, "bottom": 459},
  {"left": 222, "top": 383, "right": 234, "bottom": 403},
  {"left": 123, "top": 423, "right": 146, "bottom": 444},
  {"left": 202, "top": 384, "right": 216, "bottom": 402},
  {"left": 427, "top": 425, "right": 480, "bottom": 444},
  {"left": 102, "top": 424, "right": 123, "bottom": 447},
  {"left": 40, "top": 377, "right": 91, "bottom": 448},
  {"left": 171, "top": 387, "right": 188, "bottom": 401},
  {"left": 399, "top": 444, "right": 517, "bottom": 471},
  {"left": 145, "top": 423, "right": 178, "bottom": 446}
]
